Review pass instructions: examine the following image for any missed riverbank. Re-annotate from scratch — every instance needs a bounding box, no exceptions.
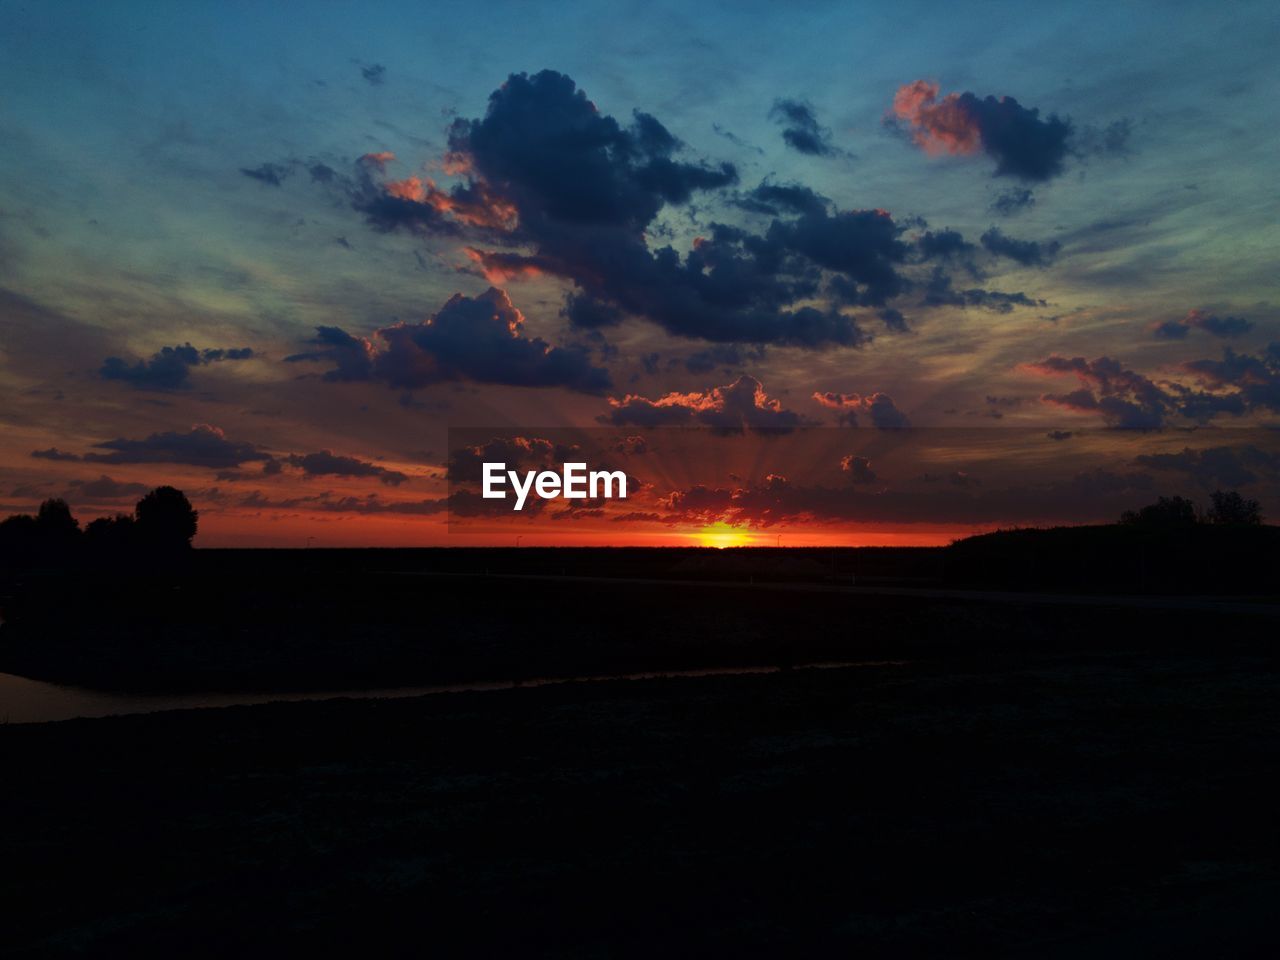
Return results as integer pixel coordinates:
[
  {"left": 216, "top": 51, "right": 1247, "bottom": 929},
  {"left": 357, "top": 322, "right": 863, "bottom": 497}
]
[{"left": 3, "top": 649, "right": 1279, "bottom": 956}]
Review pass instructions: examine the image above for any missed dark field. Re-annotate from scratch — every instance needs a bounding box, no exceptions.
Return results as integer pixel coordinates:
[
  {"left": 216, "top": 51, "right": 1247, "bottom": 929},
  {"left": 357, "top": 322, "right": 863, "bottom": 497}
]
[{"left": 2, "top": 547, "right": 1279, "bottom": 956}]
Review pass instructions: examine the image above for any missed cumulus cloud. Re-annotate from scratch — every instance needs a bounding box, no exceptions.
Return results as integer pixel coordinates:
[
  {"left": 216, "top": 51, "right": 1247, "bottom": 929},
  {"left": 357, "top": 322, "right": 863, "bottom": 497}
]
[
  {"left": 769, "top": 99, "right": 837, "bottom": 156},
  {"left": 813, "top": 390, "right": 911, "bottom": 429},
  {"left": 288, "top": 288, "right": 610, "bottom": 393},
  {"left": 891, "top": 79, "right": 1073, "bottom": 181},
  {"left": 81, "top": 424, "right": 269, "bottom": 468},
  {"left": 604, "top": 375, "right": 807, "bottom": 433},
  {"left": 341, "top": 70, "right": 930, "bottom": 348},
  {"left": 100, "top": 343, "right": 254, "bottom": 390}
]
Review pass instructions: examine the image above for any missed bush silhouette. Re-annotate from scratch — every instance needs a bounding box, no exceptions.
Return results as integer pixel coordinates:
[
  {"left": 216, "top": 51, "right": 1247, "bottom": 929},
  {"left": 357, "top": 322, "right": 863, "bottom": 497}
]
[
  {"left": 135, "top": 486, "right": 198, "bottom": 550},
  {"left": 1206, "top": 489, "right": 1262, "bottom": 525},
  {"left": 1120, "top": 495, "right": 1198, "bottom": 528}
]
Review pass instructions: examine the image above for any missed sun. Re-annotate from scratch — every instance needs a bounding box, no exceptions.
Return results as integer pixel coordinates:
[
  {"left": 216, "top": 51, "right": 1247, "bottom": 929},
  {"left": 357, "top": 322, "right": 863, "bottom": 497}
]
[{"left": 691, "top": 522, "right": 756, "bottom": 549}]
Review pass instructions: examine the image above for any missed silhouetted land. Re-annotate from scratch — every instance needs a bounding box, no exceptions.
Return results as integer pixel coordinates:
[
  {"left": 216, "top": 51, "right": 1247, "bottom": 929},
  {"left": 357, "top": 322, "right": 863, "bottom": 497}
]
[
  {"left": 2, "top": 535, "right": 1278, "bottom": 954},
  {"left": 4, "top": 643, "right": 1279, "bottom": 956}
]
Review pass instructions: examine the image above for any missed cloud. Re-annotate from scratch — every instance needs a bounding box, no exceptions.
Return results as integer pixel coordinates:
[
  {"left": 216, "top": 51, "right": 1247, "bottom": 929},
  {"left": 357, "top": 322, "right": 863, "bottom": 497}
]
[
  {"left": 769, "top": 99, "right": 837, "bottom": 156},
  {"left": 891, "top": 80, "right": 1073, "bottom": 181},
  {"left": 100, "top": 343, "right": 253, "bottom": 390},
  {"left": 65, "top": 475, "right": 150, "bottom": 501},
  {"left": 1181, "top": 343, "right": 1280, "bottom": 411},
  {"left": 604, "top": 375, "right": 807, "bottom": 433},
  {"left": 923, "top": 270, "right": 1045, "bottom": 312},
  {"left": 289, "top": 288, "right": 609, "bottom": 393},
  {"left": 1135, "top": 445, "right": 1280, "bottom": 489},
  {"left": 31, "top": 447, "right": 82, "bottom": 461},
  {"left": 813, "top": 390, "right": 911, "bottom": 429},
  {"left": 361, "top": 63, "right": 386, "bottom": 85},
  {"left": 980, "top": 227, "right": 1059, "bottom": 266},
  {"left": 840, "top": 455, "right": 878, "bottom": 484},
  {"left": 82, "top": 424, "right": 269, "bottom": 468},
  {"left": 240, "top": 162, "right": 292, "bottom": 186},
  {"left": 342, "top": 70, "right": 915, "bottom": 348},
  {"left": 285, "top": 451, "right": 409, "bottom": 486},
  {"left": 374, "top": 288, "right": 611, "bottom": 392},
  {"left": 1047, "top": 430, "right": 1074, "bottom": 441},
  {"left": 734, "top": 181, "right": 829, "bottom": 217},
  {"left": 991, "top": 188, "right": 1035, "bottom": 216},
  {"left": 1152, "top": 309, "right": 1255, "bottom": 340},
  {"left": 284, "top": 326, "right": 376, "bottom": 381},
  {"left": 1027, "top": 354, "right": 1253, "bottom": 427}
]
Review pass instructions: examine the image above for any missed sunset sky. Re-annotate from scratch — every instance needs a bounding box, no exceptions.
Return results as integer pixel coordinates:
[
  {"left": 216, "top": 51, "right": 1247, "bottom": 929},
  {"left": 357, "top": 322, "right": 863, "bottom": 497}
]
[{"left": 2, "top": 1, "right": 1277, "bottom": 546}]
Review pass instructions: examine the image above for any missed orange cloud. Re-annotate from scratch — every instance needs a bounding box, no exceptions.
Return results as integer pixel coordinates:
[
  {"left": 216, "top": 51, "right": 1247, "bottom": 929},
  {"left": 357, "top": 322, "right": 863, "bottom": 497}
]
[
  {"left": 463, "top": 248, "right": 545, "bottom": 284},
  {"left": 381, "top": 176, "right": 517, "bottom": 230},
  {"left": 360, "top": 151, "right": 397, "bottom": 169},
  {"left": 891, "top": 79, "right": 982, "bottom": 156}
]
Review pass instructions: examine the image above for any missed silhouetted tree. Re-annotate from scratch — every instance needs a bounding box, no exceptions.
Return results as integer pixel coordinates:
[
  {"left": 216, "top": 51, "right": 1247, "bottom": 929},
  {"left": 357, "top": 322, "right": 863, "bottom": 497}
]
[
  {"left": 36, "top": 499, "right": 80, "bottom": 538},
  {"left": 1206, "top": 489, "right": 1262, "bottom": 525},
  {"left": 0, "top": 513, "right": 39, "bottom": 566},
  {"left": 1120, "top": 495, "right": 1198, "bottom": 528},
  {"left": 135, "top": 486, "right": 198, "bottom": 550},
  {"left": 85, "top": 513, "right": 140, "bottom": 552}
]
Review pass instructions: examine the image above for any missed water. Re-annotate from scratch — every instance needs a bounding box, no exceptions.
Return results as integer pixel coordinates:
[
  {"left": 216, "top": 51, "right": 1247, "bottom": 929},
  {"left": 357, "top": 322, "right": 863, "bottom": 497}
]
[{"left": 0, "top": 661, "right": 899, "bottom": 725}]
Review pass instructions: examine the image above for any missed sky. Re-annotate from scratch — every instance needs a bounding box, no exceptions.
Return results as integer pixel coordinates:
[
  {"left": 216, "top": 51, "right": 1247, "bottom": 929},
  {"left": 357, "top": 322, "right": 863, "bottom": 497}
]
[{"left": 1, "top": 0, "right": 1277, "bottom": 546}]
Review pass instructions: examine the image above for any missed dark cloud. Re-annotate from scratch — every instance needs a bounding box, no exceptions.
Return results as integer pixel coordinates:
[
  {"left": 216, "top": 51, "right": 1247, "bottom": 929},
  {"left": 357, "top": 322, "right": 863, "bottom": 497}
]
[
  {"left": 361, "top": 63, "right": 386, "bottom": 85},
  {"left": 1151, "top": 320, "right": 1190, "bottom": 340},
  {"left": 734, "top": 181, "right": 829, "bottom": 218},
  {"left": 1154, "top": 309, "right": 1255, "bottom": 340},
  {"left": 286, "top": 451, "right": 408, "bottom": 486},
  {"left": 345, "top": 71, "right": 917, "bottom": 348},
  {"left": 813, "top": 390, "right": 911, "bottom": 429},
  {"left": 991, "top": 188, "right": 1035, "bottom": 216},
  {"left": 980, "top": 227, "right": 1059, "bottom": 266},
  {"left": 100, "top": 343, "right": 254, "bottom": 390},
  {"left": 1047, "top": 430, "right": 1074, "bottom": 441},
  {"left": 285, "top": 326, "right": 375, "bottom": 382},
  {"left": 31, "top": 447, "right": 81, "bottom": 461},
  {"left": 604, "top": 375, "right": 807, "bottom": 433},
  {"left": 923, "top": 270, "right": 1045, "bottom": 312},
  {"left": 917, "top": 228, "right": 975, "bottom": 260},
  {"left": 1181, "top": 343, "right": 1280, "bottom": 411},
  {"left": 1135, "top": 445, "right": 1280, "bottom": 489},
  {"left": 82, "top": 424, "right": 269, "bottom": 468},
  {"left": 240, "top": 162, "right": 292, "bottom": 187},
  {"left": 683, "top": 344, "right": 760, "bottom": 375},
  {"left": 375, "top": 288, "right": 610, "bottom": 393},
  {"left": 66, "top": 475, "right": 150, "bottom": 501},
  {"left": 769, "top": 98, "right": 837, "bottom": 156},
  {"left": 892, "top": 80, "right": 1073, "bottom": 181},
  {"left": 1028, "top": 354, "right": 1250, "bottom": 428},
  {"left": 840, "top": 455, "right": 878, "bottom": 484},
  {"left": 289, "top": 288, "right": 609, "bottom": 393}
]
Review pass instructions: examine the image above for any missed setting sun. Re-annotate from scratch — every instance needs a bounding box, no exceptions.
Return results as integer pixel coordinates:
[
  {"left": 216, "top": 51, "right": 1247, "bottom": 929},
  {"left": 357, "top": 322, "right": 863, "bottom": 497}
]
[{"left": 692, "top": 522, "right": 756, "bottom": 549}]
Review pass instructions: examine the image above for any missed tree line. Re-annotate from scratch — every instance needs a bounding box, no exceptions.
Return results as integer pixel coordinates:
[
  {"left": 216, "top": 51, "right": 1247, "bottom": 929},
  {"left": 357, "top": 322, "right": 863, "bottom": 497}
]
[
  {"left": 1120, "top": 490, "right": 1263, "bottom": 527},
  {"left": 0, "top": 486, "right": 198, "bottom": 568}
]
